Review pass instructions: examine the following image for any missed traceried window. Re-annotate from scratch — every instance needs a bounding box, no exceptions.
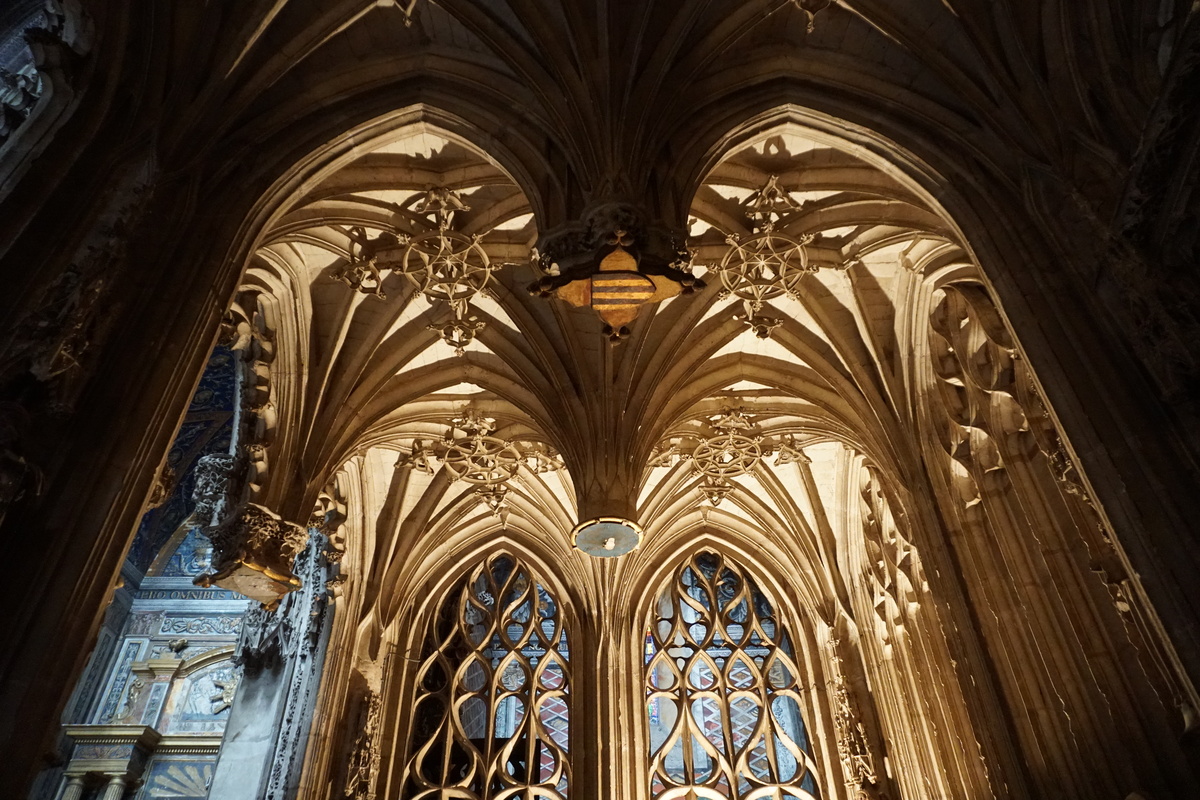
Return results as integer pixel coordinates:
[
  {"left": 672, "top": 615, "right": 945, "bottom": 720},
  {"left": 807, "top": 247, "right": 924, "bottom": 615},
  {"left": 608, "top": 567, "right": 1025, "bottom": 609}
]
[
  {"left": 646, "top": 552, "right": 819, "bottom": 800},
  {"left": 402, "top": 553, "right": 570, "bottom": 799}
]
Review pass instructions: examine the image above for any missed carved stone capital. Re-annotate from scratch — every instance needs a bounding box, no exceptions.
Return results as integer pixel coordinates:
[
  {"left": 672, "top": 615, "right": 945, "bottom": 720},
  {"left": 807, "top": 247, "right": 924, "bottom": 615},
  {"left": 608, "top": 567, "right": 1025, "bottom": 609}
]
[{"left": 194, "top": 502, "right": 308, "bottom": 607}]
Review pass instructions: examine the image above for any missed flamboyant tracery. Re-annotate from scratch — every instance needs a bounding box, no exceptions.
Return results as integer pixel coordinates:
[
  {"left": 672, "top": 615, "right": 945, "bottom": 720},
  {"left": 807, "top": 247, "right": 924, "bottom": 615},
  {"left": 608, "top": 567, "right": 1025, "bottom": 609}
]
[
  {"left": 402, "top": 552, "right": 571, "bottom": 799},
  {"left": 645, "top": 552, "right": 820, "bottom": 800},
  {"left": 7, "top": 1, "right": 1199, "bottom": 799}
]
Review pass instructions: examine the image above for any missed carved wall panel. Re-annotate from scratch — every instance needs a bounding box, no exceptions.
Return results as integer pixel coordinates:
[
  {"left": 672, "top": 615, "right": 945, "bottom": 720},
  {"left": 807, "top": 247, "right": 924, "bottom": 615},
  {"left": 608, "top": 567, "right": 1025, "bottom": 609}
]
[
  {"left": 161, "top": 661, "right": 238, "bottom": 734},
  {"left": 921, "top": 281, "right": 1196, "bottom": 794},
  {"left": 344, "top": 689, "right": 382, "bottom": 800},
  {"left": 845, "top": 465, "right": 986, "bottom": 800}
]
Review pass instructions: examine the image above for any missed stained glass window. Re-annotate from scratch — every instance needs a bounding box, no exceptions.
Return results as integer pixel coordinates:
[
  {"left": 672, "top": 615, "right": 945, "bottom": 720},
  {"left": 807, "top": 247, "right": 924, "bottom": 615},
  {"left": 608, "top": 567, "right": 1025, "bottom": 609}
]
[
  {"left": 646, "top": 552, "right": 819, "bottom": 800},
  {"left": 402, "top": 553, "right": 570, "bottom": 799}
]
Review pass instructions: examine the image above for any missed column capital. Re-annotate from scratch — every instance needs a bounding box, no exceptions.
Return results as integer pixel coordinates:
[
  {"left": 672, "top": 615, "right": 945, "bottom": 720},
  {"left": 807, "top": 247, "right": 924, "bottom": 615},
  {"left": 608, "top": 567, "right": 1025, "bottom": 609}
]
[{"left": 62, "top": 724, "right": 160, "bottom": 785}]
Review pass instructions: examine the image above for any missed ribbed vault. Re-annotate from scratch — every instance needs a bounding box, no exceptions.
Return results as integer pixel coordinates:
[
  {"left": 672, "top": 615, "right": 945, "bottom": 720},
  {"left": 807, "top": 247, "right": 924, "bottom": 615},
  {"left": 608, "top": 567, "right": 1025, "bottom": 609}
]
[
  {"left": 4, "top": 1, "right": 1199, "bottom": 798},
  {"left": 214, "top": 110, "right": 1198, "bottom": 798}
]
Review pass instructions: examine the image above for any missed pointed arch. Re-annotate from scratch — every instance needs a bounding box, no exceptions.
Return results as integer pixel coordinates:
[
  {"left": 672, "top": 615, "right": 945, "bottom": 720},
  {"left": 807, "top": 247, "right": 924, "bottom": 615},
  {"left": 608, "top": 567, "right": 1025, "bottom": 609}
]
[
  {"left": 642, "top": 550, "right": 821, "bottom": 800},
  {"left": 395, "top": 549, "right": 573, "bottom": 800}
]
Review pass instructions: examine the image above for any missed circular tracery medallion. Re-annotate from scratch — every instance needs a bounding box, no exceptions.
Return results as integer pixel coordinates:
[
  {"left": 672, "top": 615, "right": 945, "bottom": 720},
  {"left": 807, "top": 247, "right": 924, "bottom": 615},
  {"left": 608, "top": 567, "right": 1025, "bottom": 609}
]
[
  {"left": 692, "top": 432, "right": 763, "bottom": 478},
  {"left": 718, "top": 231, "right": 814, "bottom": 307},
  {"left": 441, "top": 435, "right": 522, "bottom": 485},
  {"left": 402, "top": 229, "right": 494, "bottom": 305}
]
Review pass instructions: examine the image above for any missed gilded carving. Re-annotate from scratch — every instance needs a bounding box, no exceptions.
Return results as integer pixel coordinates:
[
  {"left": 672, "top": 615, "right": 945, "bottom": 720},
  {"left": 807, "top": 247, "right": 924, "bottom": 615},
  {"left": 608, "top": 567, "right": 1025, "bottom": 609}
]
[
  {"left": 194, "top": 503, "right": 309, "bottom": 607},
  {"left": 209, "top": 675, "right": 238, "bottom": 714}
]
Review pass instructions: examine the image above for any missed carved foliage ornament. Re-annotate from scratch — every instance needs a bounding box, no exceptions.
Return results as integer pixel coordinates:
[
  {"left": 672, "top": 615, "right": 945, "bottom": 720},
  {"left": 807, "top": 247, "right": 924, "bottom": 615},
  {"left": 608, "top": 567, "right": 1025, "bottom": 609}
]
[
  {"left": 4, "top": 169, "right": 152, "bottom": 415},
  {"left": 858, "top": 471, "right": 925, "bottom": 654},
  {"left": 190, "top": 453, "right": 236, "bottom": 524},
  {"left": 929, "top": 284, "right": 1200, "bottom": 729},
  {"left": 310, "top": 474, "right": 349, "bottom": 567}
]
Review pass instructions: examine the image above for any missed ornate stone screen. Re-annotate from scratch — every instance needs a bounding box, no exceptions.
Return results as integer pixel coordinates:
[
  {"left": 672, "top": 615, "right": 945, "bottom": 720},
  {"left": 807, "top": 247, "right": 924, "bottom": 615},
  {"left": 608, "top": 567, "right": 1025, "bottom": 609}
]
[
  {"left": 402, "top": 553, "right": 570, "bottom": 799},
  {"left": 646, "top": 552, "right": 819, "bottom": 800}
]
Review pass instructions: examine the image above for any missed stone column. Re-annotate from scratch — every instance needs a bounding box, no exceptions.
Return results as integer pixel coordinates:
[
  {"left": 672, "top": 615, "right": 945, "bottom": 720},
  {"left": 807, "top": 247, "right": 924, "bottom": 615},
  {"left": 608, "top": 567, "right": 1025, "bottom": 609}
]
[
  {"left": 98, "top": 775, "right": 127, "bottom": 800},
  {"left": 57, "top": 776, "right": 86, "bottom": 800}
]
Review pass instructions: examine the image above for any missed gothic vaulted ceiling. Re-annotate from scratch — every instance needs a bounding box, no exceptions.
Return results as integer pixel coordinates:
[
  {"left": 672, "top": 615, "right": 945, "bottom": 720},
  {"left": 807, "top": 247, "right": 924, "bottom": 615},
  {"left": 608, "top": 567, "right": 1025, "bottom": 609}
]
[
  {"left": 111, "top": 0, "right": 1176, "bottom": 232},
  {"left": 3, "top": 1, "right": 1198, "bottom": 796}
]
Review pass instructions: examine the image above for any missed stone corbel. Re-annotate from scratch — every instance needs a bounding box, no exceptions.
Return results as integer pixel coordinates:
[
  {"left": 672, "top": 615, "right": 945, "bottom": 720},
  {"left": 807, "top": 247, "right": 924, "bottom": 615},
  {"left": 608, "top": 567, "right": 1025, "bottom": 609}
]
[
  {"left": 194, "top": 502, "right": 308, "bottom": 608},
  {"left": 531, "top": 201, "right": 699, "bottom": 292}
]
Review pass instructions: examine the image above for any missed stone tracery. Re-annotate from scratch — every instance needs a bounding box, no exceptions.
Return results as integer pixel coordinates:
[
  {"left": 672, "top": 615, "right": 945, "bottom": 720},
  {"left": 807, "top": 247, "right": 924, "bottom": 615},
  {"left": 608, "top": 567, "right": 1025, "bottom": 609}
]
[
  {"left": 218, "top": 120, "right": 1015, "bottom": 799},
  {"left": 400, "top": 552, "right": 571, "bottom": 800},
  {"left": 644, "top": 551, "right": 821, "bottom": 800}
]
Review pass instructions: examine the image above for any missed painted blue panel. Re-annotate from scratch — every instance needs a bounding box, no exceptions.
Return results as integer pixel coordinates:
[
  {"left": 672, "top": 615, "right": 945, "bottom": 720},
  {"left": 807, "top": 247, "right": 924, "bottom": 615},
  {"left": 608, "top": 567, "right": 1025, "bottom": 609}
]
[
  {"left": 161, "top": 528, "right": 214, "bottom": 577},
  {"left": 127, "top": 347, "right": 236, "bottom": 571}
]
